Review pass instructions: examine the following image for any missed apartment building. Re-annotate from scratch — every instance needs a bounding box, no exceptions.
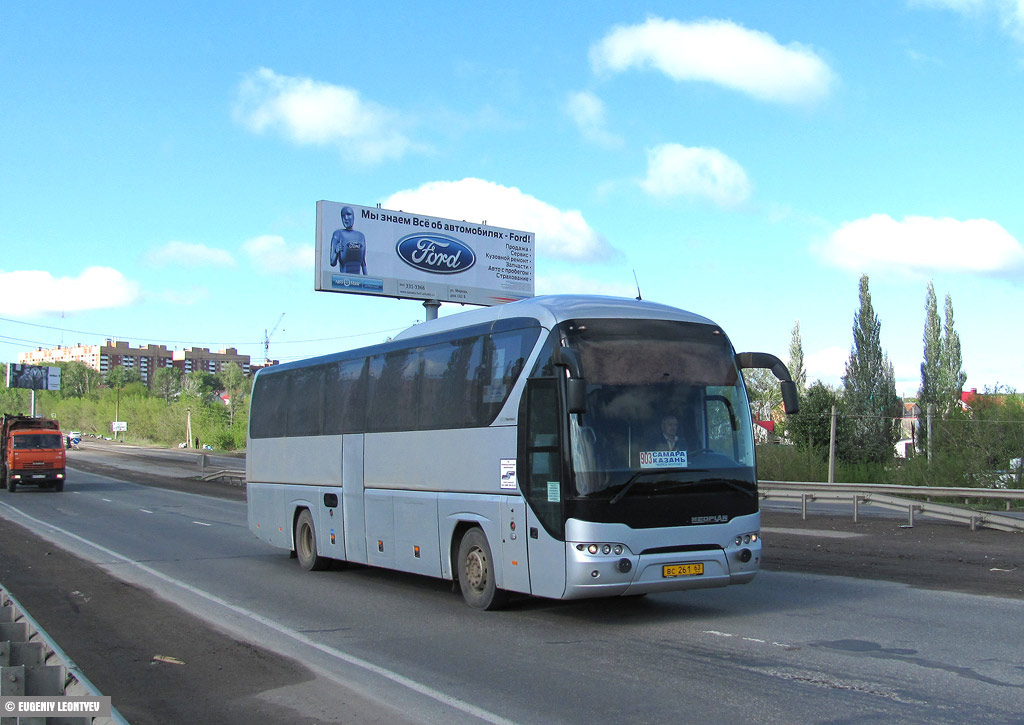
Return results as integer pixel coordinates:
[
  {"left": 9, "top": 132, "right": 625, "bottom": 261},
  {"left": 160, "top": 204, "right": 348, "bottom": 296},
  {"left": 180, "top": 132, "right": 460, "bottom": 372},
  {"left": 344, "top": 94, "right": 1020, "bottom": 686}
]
[{"left": 19, "top": 340, "right": 251, "bottom": 383}]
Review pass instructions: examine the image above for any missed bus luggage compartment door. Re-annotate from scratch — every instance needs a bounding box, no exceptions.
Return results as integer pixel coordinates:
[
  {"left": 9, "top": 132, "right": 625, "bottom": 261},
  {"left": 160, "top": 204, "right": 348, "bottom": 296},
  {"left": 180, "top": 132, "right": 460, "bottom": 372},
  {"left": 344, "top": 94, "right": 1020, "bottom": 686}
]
[
  {"left": 525, "top": 508, "right": 567, "bottom": 600},
  {"left": 499, "top": 496, "right": 531, "bottom": 595}
]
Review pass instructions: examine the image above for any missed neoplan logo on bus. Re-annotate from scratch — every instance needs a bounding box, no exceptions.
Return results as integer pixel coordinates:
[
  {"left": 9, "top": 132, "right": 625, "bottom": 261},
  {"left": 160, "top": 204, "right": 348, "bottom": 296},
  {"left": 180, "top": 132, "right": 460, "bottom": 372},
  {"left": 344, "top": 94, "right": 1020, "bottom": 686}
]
[{"left": 396, "top": 234, "right": 476, "bottom": 274}]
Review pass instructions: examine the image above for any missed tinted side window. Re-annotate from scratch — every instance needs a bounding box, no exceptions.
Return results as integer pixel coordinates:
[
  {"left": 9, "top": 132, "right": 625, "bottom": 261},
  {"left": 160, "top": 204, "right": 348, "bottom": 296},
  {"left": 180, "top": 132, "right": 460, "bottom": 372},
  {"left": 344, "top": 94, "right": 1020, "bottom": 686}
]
[
  {"left": 323, "top": 358, "right": 368, "bottom": 434},
  {"left": 285, "top": 365, "right": 325, "bottom": 436},
  {"left": 477, "top": 328, "right": 539, "bottom": 424},
  {"left": 250, "top": 373, "right": 288, "bottom": 439},
  {"left": 367, "top": 349, "right": 421, "bottom": 432},
  {"left": 418, "top": 339, "right": 477, "bottom": 429}
]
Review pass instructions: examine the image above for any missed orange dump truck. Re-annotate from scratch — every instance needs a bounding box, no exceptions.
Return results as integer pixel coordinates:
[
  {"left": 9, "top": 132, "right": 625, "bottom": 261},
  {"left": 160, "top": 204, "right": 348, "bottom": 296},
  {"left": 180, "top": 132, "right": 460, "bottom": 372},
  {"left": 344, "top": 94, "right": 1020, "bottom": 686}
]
[{"left": 1, "top": 415, "right": 67, "bottom": 492}]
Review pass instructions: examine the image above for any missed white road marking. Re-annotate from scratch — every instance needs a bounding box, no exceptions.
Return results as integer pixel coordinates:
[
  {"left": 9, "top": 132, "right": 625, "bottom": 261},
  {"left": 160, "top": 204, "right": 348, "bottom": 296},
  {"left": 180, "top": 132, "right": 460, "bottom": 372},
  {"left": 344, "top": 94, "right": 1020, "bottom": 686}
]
[
  {"left": 192, "top": 521, "right": 212, "bottom": 527},
  {"left": 704, "top": 630, "right": 796, "bottom": 650},
  {"left": 140, "top": 509, "right": 154, "bottom": 514},
  {"left": 0, "top": 502, "right": 516, "bottom": 725}
]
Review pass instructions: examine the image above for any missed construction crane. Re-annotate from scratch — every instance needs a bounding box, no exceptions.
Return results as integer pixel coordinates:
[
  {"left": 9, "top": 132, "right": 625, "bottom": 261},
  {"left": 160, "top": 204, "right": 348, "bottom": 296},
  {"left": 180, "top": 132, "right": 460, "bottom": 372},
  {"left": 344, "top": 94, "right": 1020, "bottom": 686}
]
[{"left": 264, "top": 313, "right": 285, "bottom": 366}]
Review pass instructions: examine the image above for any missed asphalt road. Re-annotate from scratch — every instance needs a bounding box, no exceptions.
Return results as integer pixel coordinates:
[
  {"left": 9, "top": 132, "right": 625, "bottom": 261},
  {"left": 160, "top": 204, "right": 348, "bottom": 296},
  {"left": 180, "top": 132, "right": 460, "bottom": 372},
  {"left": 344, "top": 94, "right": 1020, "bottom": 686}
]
[{"left": 0, "top": 441, "right": 1021, "bottom": 723}]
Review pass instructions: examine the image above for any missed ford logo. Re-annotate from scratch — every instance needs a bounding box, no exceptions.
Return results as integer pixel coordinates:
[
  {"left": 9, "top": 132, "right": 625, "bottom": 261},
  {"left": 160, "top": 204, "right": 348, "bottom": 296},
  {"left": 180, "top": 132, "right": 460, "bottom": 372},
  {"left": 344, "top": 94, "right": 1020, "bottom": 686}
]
[{"left": 396, "top": 234, "right": 476, "bottom": 275}]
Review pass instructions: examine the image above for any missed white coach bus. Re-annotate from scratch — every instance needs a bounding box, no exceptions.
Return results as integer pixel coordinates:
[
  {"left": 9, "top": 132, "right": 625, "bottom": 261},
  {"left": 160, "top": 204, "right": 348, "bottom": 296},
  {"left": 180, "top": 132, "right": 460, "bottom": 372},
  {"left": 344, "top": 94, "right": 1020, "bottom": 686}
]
[{"left": 247, "top": 295, "right": 798, "bottom": 609}]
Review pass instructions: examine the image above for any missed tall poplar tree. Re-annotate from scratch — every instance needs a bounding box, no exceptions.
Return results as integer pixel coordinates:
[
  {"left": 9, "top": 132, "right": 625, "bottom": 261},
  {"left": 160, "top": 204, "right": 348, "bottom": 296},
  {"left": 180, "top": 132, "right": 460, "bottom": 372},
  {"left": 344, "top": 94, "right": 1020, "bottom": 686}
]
[
  {"left": 941, "top": 293, "right": 966, "bottom": 410},
  {"left": 788, "top": 320, "right": 807, "bottom": 398},
  {"left": 841, "top": 275, "right": 900, "bottom": 463},
  {"left": 919, "top": 281, "right": 942, "bottom": 414},
  {"left": 919, "top": 283, "right": 967, "bottom": 453}
]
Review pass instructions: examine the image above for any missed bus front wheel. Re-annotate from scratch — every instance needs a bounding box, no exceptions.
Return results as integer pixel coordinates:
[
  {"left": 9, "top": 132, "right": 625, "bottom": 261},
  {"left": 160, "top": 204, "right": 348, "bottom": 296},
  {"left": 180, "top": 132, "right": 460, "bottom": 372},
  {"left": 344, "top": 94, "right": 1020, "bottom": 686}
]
[
  {"left": 295, "top": 509, "right": 329, "bottom": 571},
  {"left": 457, "top": 528, "right": 508, "bottom": 610}
]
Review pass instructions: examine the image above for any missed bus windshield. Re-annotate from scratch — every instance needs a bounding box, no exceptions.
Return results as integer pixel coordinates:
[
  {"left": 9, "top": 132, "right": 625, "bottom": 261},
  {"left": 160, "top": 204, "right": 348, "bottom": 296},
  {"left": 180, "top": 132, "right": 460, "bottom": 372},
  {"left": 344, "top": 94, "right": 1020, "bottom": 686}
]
[{"left": 560, "top": 318, "right": 755, "bottom": 507}]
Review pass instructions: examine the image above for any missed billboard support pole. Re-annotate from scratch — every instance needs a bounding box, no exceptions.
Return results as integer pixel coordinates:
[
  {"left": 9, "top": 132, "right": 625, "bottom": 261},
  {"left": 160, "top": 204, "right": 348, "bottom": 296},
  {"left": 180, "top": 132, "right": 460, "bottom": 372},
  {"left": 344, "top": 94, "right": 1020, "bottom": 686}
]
[
  {"left": 423, "top": 299, "right": 440, "bottom": 322},
  {"left": 30, "top": 390, "right": 36, "bottom": 418}
]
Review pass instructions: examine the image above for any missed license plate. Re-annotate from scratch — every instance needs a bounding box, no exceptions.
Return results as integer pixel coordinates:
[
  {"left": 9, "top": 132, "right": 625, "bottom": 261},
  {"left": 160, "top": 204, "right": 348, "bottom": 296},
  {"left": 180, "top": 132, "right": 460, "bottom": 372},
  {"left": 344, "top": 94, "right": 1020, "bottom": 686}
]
[
  {"left": 663, "top": 563, "right": 704, "bottom": 578},
  {"left": 32, "top": 474, "right": 46, "bottom": 479}
]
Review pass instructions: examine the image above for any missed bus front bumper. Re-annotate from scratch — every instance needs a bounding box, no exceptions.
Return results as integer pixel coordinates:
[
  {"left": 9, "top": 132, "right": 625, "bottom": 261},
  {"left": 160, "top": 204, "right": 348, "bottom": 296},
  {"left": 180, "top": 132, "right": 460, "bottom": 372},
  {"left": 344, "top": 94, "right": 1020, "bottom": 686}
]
[{"left": 562, "top": 532, "right": 761, "bottom": 599}]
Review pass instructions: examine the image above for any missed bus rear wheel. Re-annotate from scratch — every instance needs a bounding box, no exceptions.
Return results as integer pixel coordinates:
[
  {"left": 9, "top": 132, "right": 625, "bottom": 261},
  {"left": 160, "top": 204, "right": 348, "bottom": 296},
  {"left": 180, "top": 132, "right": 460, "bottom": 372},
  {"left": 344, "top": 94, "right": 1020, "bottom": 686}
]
[
  {"left": 295, "top": 509, "right": 329, "bottom": 571},
  {"left": 457, "top": 528, "right": 508, "bottom": 610}
]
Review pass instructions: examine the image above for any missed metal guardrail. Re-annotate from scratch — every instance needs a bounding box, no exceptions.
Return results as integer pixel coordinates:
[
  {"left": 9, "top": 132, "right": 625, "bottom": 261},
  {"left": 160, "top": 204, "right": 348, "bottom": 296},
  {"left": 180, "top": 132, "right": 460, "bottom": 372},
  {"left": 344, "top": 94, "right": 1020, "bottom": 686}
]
[
  {"left": 1, "top": 585, "right": 127, "bottom": 724},
  {"left": 760, "top": 480, "right": 1024, "bottom": 533}
]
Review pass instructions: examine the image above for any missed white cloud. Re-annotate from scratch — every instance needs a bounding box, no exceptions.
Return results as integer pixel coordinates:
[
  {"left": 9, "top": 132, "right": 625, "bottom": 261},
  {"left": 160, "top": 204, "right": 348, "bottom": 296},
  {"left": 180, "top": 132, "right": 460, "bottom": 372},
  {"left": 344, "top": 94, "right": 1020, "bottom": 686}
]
[
  {"left": 804, "top": 345, "right": 849, "bottom": 387},
  {"left": 233, "top": 68, "right": 415, "bottom": 164},
  {"left": 590, "top": 17, "right": 836, "bottom": 105},
  {"left": 382, "top": 178, "right": 616, "bottom": 261},
  {"left": 640, "top": 143, "right": 752, "bottom": 206},
  {"left": 0, "top": 267, "right": 140, "bottom": 315},
  {"left": 564, "top": 91, "right": 623, "bottom": 148},
  {"left": 153, "top": 286, "right": 210, "bottom": 305},
  {"left": 912, "top": 0, "right": 1024, "bottom": 41},
  {"left": 242, "top": 235, "right": 313, "bottom": 274},
  {"left": 147, "top": 241, "right": 235, "bottom": 268},
  {"left": 819, "top": 214, "right": 1024, "bottom": 276}
]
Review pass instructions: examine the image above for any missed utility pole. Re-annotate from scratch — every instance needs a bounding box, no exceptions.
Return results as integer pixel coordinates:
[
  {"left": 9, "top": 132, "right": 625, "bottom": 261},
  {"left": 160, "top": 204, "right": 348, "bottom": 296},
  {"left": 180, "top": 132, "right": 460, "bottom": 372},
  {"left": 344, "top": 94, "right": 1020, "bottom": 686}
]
[
  {"left": 927, "top": 404, "right": 934, "bottom": 464},
  {"left": 828, "top": 405, "right": 838, "bottom": 484}
]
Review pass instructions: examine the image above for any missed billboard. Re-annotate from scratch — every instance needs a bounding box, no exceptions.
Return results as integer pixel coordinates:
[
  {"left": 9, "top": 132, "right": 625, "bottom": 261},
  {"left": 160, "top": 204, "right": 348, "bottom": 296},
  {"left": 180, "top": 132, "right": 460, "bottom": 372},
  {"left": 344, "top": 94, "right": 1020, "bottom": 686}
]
[
  {"left": 6, "top": 364, "right": 61, "bottom": 391},
  {"left": 315, "top": 201, "right": 534, "bottom": 306}
]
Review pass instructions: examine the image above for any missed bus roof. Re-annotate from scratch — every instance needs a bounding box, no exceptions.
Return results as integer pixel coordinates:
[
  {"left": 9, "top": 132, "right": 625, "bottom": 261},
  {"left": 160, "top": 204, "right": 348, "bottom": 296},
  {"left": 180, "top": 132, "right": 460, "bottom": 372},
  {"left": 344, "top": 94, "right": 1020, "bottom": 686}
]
[
  {"left": 393, "top": 294, "right": 716, "bottom": 341},
  {"left": 260, "top": 295, "right": 719, "bottom": 377}
]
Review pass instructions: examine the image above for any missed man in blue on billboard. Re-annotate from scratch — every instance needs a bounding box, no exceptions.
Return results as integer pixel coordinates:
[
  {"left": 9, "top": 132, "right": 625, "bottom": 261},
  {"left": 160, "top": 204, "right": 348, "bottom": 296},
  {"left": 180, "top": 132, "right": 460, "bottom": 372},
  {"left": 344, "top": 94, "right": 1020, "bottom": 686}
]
[{"left": 329, "top": 206, "right": 367, "bottom": 275}]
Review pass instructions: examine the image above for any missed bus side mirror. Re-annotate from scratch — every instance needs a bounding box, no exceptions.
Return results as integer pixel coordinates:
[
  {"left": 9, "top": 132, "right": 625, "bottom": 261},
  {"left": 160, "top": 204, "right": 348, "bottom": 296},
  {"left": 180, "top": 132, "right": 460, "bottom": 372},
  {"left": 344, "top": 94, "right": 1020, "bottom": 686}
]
[
  {"left": 737, "top": 351, "right": 800, "bottom": 415},
  {"left": 553, "top": 347, "right": 587, "bottom": 414},
  {"left": 780, "top": 380, "right": 800, "bottom": 416},
  {"left": 565, "top": 379, "right": 587, "bottom": 415}
]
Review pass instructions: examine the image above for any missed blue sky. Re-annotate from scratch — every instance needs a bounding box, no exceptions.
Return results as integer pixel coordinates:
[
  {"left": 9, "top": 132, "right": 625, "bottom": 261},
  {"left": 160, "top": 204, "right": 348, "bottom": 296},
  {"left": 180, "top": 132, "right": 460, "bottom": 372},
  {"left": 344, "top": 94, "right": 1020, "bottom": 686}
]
[{"left": 3, "top": 1, "right": 1024, "bottom": 395}]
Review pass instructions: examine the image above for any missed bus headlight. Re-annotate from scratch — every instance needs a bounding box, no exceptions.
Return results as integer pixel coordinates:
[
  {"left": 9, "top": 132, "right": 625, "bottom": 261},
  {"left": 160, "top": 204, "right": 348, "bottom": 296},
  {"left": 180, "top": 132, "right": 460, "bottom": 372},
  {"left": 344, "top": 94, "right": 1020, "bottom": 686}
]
[{"left": 575, "top": 543, "right": 629, "bottom": 557}]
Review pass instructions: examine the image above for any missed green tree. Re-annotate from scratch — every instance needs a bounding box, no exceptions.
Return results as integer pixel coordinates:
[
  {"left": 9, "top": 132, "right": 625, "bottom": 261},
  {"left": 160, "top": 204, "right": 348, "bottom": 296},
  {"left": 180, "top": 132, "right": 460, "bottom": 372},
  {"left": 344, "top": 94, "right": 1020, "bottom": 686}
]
[
  {"left": 743, "top": 368, "right": 782, "bottom": 423},
  {"left": 919, "top": 283, "right": 967, "bottom": 453},
  {"left": 841, "top": 275, "right": 901, "bottom": 464},
  {"left": 787, "top": 381, "right": 844, "bottom": 457},
  {"left": 919, "top": 281, "right": 943, "bottom": 422},
  {"left": 941, "top": 292, "right": 967, "bottom": 411},
  {"left": 56, "top": 361, "right": 102, "bottom": 399},
  {"left": 150, "top": 366, "right": 182, "bottom": 405},
  {"left": 788, "top": 320, "right": 807, "bottom": 398},
  {"left": 104, "top": 365, "right": 141, "bottom": 430},
  {"left": 218, "top": 363, "right": 251, "bottom": 427},
  {"left": 180, "top": 371, "right": 218, "bottom": 400}
]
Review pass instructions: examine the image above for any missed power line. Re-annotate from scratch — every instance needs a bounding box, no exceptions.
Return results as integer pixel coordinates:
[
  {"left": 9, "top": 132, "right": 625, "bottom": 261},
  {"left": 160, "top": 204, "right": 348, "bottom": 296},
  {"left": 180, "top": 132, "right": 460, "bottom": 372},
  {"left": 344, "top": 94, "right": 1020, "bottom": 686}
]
[{"left": 0, "top": 316, "right": 408, "bottom": 348}]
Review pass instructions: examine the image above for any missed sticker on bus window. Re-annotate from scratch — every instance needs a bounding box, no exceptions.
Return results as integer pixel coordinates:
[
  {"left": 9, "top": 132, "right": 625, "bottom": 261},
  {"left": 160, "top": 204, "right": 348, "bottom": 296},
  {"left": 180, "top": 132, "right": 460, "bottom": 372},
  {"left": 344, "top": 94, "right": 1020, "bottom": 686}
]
[
  {"left": 500, "top": 459, "right": 517, "bottom": 489},
  {"left": 639, "top": 450, "right": 688, "bottom": 469},
  {"left": 547, "top": 481, "right": 560, "bottom": 502},
  {"left": 483, "top": 383, "right": 507, "bottom": 404}
]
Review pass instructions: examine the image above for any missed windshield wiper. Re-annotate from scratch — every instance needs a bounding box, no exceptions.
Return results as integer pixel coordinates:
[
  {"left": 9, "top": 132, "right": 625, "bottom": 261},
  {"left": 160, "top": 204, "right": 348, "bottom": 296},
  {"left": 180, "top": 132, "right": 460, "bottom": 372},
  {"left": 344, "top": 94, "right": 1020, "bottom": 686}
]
[
  {"left": 713, "top": 478, "right": 758, "bottom": 498},
  {"left": 609, "top": 468, "right": 688, "bottom": 505},
  {"left": 609, "top": 473, "right": 755, "bottom": 504}
]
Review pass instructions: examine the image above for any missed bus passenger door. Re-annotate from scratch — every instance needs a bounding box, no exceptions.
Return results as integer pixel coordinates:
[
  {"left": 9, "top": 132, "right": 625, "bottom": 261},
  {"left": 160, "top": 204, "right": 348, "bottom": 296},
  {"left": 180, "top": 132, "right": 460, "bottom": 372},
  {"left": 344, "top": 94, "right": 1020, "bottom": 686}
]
[
  {"left": 342, "top": 433, "right": 368, "bottom": 565},
  {"left": 520, "top": 377, "right": 567, "bottom": 599}
]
